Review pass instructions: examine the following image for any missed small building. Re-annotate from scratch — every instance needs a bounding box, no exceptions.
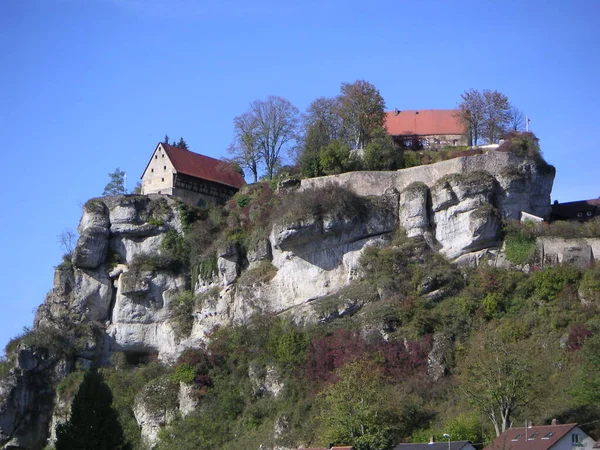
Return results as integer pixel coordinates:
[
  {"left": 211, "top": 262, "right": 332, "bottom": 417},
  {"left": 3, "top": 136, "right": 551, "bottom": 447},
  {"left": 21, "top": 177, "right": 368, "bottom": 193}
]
[
  {"left": 483, "top": 422, "right": 596, "bottom": 450},
  {"left": 384, "top": 109, "right": 468, "bottom": 149},
  {"left": 394, "top": 438, "right": 476, "bottom": 450},
  {"left": 141, "top": 142, "right": 245, "bottom": 205},
  {"left": 551, "top": 198, "right": 600, "bottom": 222}
]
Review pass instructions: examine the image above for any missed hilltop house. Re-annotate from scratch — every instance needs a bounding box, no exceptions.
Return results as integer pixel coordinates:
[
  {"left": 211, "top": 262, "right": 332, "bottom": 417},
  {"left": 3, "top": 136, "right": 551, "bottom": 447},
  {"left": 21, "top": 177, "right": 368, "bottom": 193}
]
[
  {"left": 140, "top": 142, "right": 245, "bottom": 205},
  {"left": 483, "top": 422, "right": 596, "bottom": 450},
  {"left": 384, "top": 109, "right": 468, "bottom": 149}
]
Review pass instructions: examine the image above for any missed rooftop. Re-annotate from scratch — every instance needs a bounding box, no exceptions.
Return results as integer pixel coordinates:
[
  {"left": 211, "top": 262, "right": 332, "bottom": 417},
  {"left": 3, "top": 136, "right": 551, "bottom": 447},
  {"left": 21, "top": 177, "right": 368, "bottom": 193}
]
[{"left": 384, "top": 109, "right": 465, "bottom": 136}]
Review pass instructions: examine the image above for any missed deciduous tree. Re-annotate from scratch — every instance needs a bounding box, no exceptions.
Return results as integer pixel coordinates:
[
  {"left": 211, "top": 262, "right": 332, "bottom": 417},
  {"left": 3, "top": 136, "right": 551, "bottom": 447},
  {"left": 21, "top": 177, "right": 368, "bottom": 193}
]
[
  {"left": 228, "top": 112, "right": 261, "bottom": 183},
  {"left": 459, "top": 329, "right": 543, "bottom": 436},
  {"left": 482, "top": 90, "right": 511, "bottom": 143},
  {"left": 458, "top": 89, "right": 485, "bottom": 146},
  {"left": 338, "top": 80, "right": 386, "bottom": 150},
  {"left": 240, "top": 96, "right": 300, "bottom": 180}
]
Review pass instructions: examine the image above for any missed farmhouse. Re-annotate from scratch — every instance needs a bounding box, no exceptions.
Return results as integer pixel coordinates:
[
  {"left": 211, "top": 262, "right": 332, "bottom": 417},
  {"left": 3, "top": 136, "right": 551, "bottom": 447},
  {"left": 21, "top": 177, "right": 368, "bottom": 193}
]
[
  {"left": 140, "top": 142, "right": 245, "bottom": 204},
  {"left": 385, "top": 109, "right": 468, "bottom": 149}
]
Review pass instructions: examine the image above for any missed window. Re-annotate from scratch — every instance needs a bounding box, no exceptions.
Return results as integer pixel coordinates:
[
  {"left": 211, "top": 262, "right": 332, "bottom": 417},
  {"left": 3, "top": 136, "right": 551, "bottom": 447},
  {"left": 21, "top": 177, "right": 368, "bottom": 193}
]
[
  {"left": 572, "top": 434, "right": 579, "bottom": 443},
  {"left": 164, "top": 165, "right": 166, "bottom": 170},
  {"left": 161, "top": 178, "right": 164, "bottom": 182},
  {"left": 162, "top": 153, "right": 164, "bottom": 157},
  {"left": 404, "top": 139, "right": 413, "bottom": 147},
  {"left": 587, "top": 211, "right": 593, "bottom": 216},
  {"left": 155, "top": 155, "right": 157, "bottom": 159},
  {"left": 542, "top": 432, "right": 555, "bottom": 439},
  {"left": 151, "top": 169, "right": 154, "bottom": 173},
  {"left": 512, "top": 434, "right": 523, "bottom": 441},
  {"left": 577, "top": 212, "right": 583, "bottom": 218},
  {"left": 453, "top": 139, "right": 458, "bottom": 145},
  {"left": 528, "top": 433, "right": 539, "bottom": 440}
]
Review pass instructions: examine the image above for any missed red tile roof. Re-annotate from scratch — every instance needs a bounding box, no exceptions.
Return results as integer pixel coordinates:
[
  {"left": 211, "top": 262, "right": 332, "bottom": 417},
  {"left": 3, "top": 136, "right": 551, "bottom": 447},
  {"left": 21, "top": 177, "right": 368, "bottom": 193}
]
[
  {"left": 484, "top": 423, "right": 578, "bottom": 450},
  {"left": 385, "top": 109, "right": 465, "bottom": 136},
  {"left": 160, "top": 143, "right": 245, "bottom": 189}
]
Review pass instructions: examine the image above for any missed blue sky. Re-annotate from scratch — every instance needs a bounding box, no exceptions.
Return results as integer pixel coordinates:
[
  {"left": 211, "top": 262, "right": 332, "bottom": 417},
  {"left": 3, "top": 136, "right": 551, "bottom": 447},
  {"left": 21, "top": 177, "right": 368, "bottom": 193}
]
[{"left": 1, "top": 0, "right": 599, "bottom": 353}]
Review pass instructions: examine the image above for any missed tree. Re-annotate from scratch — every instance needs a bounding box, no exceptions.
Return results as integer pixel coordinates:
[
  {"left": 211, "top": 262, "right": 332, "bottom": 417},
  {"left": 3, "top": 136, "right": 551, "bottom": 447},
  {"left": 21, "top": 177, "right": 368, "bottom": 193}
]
[
  {"left": 338, "top": 80, "right": 386, "bottom": 150},
  {"left": 303, "top": 96, "right": 344, "bottom": 142},
  {"left": 163, "top": 134, "right": 170, "bottom": 145},
  {"left": 509, "top": 107, "right": 525, "bottom": 131},
  {"left": 57, "top": 228, "right": 77, "bottom": 255},
  {"left": 249, "top": 96, "right": 300, "bottom": 180},
  {"left": 571, "top": 334, "right": 600, "bottom": 405},
  {"left": 298, "top": 120, "right": 330, "bottom": 177},
  {"left": 459, "top": 330, "right": 543, "bottom": 436},
  {"left": 176, "top": 137, "right": 189, "bottom": 150},
  {"left": 459, "top": 89, "right": 513, "bottom": 145},
  {"left": 482, "top": 90, "right": 512, "bottom": 143},
  {"left": 363, "top": 128, "right": 402, "bottom": 171},
  {"left": 319, "top": 360, "right": 398, "bottom": 450},
  {"left": 102, "top": 168, "right": 126, "bottom": 196},
  {"left": 319, "top": 139, "right": 355, "bottom": 175},
  {"left": 229, "top": 112, "right": 261, "bottom": 183},
  {"left": 55, "top": 369, "right": 129, "bottom": 450},
  {"left": 458, "top": 89, "right": 485, "bottom": 146}
]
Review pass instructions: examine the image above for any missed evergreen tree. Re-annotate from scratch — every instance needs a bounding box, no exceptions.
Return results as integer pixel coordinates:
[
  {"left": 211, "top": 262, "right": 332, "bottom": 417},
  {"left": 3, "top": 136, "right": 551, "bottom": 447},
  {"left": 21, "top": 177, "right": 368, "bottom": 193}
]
[
  {"left": 163, "top": 134, "right": 170, "bottom": 144},
  {"left": 176, "top": 137, "right": 189, "bottom": 150},
  {"left": 55, "top": 369, "right": 129, "bottom": 450},
  {"left": 102, "top": 168, "right": 126, "bottom": 196}
]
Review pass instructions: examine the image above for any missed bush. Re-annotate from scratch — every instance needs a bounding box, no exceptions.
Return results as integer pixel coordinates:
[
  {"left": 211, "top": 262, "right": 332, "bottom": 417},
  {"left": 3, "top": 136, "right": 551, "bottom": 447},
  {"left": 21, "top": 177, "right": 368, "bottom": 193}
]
[
  {"left": 169, "top": 291, "right": 195, "bottom": 339},
  {"left": 275, "top": 184, "right": 367, "bottom": 226},
  {"left": 503, "top": 221, "right": 537, "bottom": 265},
  {"left": 238, "top": 261, "right": 277, "bottom": 286}
]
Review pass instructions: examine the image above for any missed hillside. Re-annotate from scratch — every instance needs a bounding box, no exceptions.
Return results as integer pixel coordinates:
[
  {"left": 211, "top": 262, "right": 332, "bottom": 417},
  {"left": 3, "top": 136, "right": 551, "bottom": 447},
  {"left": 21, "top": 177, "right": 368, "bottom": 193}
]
[{"left": 1, "top": 150, "right": 599, "bottom": 450}]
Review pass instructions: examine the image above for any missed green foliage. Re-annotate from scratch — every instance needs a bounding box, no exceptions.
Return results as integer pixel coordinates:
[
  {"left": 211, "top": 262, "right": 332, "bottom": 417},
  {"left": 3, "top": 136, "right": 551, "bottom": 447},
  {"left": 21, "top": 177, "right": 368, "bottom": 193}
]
[
  {"left": 319, "top": 139, "right": 356, "bottom": 175},
  {"left": 529, "top": 264, "right": 581, "bottom": 303},
  {"left": 55, "top": 369, "right": 129, "bottom": 450},
  {"left": 103, "top": 361, "right": 168, "bottom": 448},
  {"left": 363, "top": 128, "right": 402, "bottom": 171},
  {"left": 171, "top": 363, "right": 197, "bottom": 384},
  {"left": 102, "top": 168, "right": 126, "bottom": 196},
  {"left": 129, "top": 252, "right": 183, "bottom": 273},
  {"left": 267, "top": 318, "right": 308, "bottom": 367},
  {"left": 570, "top": 334, "right": 600, "bottom": 405},
  {"left": 503, "top": 221, "right": 537, "bottom": 265},
  {"left": 318, "top": 360, "right": 400, "bottom": 450},
  {"left": 580, "top": 262, "right": 600, "bottom": 305},
  {"left": 161, "top": 228, "right": 190, "bottom": 266},
  {"left": 169, "top": 291, "right": 196, "bottom": 339},
  {"left": 56, "top": 370, "right": 85, "bottom": 398}
]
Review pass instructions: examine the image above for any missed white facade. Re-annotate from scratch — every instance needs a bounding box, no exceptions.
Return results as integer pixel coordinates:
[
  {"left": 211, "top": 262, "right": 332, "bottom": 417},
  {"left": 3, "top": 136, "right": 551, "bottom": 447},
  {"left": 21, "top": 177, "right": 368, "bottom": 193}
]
[{"left": 141, "top": 143, "right": 176, "bottom": 195}]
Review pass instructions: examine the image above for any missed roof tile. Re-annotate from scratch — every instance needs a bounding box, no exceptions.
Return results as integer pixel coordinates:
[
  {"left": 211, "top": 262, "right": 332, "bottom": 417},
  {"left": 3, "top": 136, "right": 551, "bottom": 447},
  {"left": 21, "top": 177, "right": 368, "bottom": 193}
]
[{"left": 385, "top": 109, "right": 464, "bottom": 136}]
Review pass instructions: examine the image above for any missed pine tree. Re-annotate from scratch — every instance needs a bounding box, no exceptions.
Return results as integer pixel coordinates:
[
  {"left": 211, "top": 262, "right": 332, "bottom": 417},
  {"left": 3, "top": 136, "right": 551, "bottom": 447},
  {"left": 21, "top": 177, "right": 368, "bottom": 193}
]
[
  {"left": 176, "top": 137, "right": 189, "bottom": 150},
  {"left": 55, "top": 369, "right": 129, "bottom": 450},
  {"left": 102, "top": 168, "right": 126, "bottom": 196}
]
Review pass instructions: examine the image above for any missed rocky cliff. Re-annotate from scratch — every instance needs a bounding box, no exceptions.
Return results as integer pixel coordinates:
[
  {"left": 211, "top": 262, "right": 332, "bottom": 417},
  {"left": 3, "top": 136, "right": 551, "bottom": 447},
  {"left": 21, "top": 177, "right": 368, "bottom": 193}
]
[{"left": 0, "top": 150, "right": 569, "bottom": 448}]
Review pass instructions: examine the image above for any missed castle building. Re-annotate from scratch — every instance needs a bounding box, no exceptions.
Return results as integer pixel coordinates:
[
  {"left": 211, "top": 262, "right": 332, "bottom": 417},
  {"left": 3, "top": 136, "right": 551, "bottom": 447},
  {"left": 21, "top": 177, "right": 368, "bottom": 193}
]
[
  {"left": 385, "top": 109, "right": 468, "bottom": 149},
  {"left": 140, "top": 142, "right": 245, "bottom": 204}
]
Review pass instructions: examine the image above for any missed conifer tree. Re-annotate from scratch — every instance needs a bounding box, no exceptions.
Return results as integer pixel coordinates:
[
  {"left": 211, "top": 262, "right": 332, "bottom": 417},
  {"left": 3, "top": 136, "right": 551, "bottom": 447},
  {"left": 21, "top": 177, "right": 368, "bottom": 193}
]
[{"left": 55, "top": 369, "right": 129, "bottom": 450}]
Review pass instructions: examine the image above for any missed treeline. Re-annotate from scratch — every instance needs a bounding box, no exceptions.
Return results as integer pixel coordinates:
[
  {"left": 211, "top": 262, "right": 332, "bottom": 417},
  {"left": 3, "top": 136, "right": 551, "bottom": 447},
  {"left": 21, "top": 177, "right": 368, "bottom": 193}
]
[{"left": 226, "top": 80, "right": 526, "bottom": 182}]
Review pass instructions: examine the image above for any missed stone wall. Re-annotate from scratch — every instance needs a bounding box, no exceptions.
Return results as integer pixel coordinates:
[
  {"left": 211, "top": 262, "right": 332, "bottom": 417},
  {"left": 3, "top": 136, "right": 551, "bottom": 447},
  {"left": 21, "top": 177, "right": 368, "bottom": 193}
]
[{"left": 300, "top": 150, "right": 554, "bottom": 220}]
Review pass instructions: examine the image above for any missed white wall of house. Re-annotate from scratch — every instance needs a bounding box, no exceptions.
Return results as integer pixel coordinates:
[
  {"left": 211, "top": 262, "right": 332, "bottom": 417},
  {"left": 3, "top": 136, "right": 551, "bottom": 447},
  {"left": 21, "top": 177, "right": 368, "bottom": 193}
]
[
  {"left": 551, "top": 427, "right": 596, "bottom": 450},
  {"left": 141, "top": 143, "right": 176, "bottom": 195}
]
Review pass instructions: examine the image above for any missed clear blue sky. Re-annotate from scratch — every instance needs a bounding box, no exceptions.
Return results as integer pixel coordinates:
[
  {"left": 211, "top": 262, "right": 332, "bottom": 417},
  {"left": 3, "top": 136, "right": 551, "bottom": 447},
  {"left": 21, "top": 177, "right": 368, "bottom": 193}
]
[{"left": 1, "top": 0, "right": 599, "bottom": 353}]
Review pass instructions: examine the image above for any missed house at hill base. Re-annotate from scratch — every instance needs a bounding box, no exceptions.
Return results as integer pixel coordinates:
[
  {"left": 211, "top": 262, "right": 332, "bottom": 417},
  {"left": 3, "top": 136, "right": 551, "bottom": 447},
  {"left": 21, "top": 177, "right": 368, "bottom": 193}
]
[
  {"left": 483, "top": 422, "right": 596, "bottom": 450},
  {"left": 385, "top": 109, "right": 468, "bottom": 149},
  {"left": 140, "top": 142, "right": 245, "bottom": 205},
  {"left": 394, "top": 437, "right": 476, "bottom": 450}
]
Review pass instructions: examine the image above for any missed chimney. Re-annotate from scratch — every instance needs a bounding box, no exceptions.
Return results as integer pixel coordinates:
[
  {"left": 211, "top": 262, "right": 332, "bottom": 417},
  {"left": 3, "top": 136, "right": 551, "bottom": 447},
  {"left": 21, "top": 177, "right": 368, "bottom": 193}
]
[
  {"left": 552, "top": 419, "right": 558, "bottom": 425},
  {"left": 394, "top": 108, "right": 400, "bottom": 116},
  {"left": 429, "top": 436, "right": 436, "bottom": 444},
  {"left": 528, "top": 421, "right": 535, "bottom": 428}
]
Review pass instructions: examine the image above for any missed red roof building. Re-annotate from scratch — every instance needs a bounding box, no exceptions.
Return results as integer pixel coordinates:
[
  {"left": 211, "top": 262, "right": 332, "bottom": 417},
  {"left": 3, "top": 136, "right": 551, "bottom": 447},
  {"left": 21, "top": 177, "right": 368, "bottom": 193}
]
[
  {"left": 384, "top": 109, "right": 468, "bottom": 149},
  {"left": 141, "top": 142, "right": 245, "bottom": 204},
  {"left": 484, "top": 423, "right": 596, "bottom": 450}
]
